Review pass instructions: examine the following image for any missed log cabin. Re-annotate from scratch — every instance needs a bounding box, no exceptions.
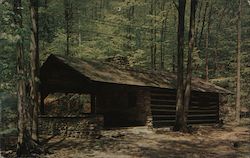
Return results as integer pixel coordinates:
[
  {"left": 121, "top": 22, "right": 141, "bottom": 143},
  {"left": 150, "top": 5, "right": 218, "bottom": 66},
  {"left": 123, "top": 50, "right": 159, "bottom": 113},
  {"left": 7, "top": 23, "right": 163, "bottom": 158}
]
[{"left": 39, "top": 54, "right": 231, "bottom": 134}]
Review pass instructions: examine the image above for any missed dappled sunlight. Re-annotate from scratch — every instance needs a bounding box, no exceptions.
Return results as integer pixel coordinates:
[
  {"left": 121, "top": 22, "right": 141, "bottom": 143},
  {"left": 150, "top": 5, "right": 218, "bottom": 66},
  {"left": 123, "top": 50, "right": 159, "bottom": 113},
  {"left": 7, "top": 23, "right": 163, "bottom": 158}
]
[{"left": 38, "top": 125, "right": 250, "bottom": 158}]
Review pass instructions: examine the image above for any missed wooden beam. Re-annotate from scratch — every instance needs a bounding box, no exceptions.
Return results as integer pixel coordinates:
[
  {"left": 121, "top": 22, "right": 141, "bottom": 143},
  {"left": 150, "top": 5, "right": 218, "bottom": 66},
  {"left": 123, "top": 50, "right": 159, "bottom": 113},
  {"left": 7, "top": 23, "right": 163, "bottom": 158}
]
[
  {"left": 40, "top": 90, "right": 47, "bottom": 115},
  {"left": 91, "top": 94, "right": 96, "bottom": 113}
]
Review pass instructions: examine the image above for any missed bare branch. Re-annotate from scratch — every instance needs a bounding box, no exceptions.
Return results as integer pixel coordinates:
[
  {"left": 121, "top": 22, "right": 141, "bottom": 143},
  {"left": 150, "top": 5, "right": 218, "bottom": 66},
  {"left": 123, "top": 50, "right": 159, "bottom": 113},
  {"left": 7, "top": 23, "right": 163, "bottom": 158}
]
[{"left": 172, "top": 0, "right": 179, "bottom": 11}]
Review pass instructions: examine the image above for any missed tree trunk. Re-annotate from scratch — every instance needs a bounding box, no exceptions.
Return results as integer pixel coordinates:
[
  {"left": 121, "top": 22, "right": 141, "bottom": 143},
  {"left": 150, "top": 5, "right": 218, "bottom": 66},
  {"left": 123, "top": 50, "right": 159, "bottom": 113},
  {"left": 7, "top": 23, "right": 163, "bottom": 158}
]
[
  {"left": 64, "top": 0, "right": 71, "bottom": 55},
  {"left": 160, "top": 1, "right": 167, "bottom": 70},
  {"left": 205, "top": 3, "right": 213, "bottom": 81},
  {"left": 150, "top": 0, "right": 154, "bottom": 69},
  {"left": 205, "top": 32, "right": 209, "bottom": 81},
  {"left": 153, "top": 0, "right": 157, "bottom": 70},
  {"left": 174, "top": 0, "right": 186, "bottom": 132},
  {"left": 235, "top": 0, "right": 241, "bottom": 124},
  {"left": 183, "top": 0, "right": 197, "bottom": 128},
  {"left": 213, "top": 8, "right": 227, "bottom": 75},
  {"left": 127, "top": 3, "right": 134, "bottom": 51},
  {"left": 198, "top": 0, "right": 209, "bottom": 47},
  {"left": 15, "top": 0, "right": 32, "bottom": 156},
  {"left": 195, "top": 0, "right": 203, "bottom": 46},
  {"left": 29, "top": 0, "right": 39, "bottom": 142},
  {"left": 78, "top": 8, "right": 81, "bottom": 46},
  {"left": 44, "top": 0, "right": 49, "bottom": 42},
  {"left": 172, "top": 11, "right": 177, "bottom": 73}
]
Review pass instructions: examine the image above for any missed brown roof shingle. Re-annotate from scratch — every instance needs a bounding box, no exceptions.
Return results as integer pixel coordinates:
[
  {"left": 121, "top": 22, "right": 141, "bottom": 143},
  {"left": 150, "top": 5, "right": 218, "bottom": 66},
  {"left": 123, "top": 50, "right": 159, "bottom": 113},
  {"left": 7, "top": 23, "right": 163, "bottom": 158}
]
[{"left": 42, "top": 54, "right": 232, "bottom": 94}]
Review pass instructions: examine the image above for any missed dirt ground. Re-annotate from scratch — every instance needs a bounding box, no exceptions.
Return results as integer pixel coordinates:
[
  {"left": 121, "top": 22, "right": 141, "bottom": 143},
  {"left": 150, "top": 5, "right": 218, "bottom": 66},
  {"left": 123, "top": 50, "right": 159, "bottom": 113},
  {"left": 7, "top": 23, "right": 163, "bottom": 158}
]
[
  {"left": 1, "top": 124, "right": 249, "bottom": 158},
  {"left": 38, "top": 124, "right": 250, "bottom": 158}
]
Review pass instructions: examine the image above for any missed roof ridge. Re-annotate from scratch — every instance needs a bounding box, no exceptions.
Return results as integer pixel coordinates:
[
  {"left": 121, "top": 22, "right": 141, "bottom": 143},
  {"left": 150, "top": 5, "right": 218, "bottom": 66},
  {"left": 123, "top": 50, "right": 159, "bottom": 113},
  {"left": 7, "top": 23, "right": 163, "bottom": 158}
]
[{"left": 46, "top": 54, "right": 232, "bottom": 94}]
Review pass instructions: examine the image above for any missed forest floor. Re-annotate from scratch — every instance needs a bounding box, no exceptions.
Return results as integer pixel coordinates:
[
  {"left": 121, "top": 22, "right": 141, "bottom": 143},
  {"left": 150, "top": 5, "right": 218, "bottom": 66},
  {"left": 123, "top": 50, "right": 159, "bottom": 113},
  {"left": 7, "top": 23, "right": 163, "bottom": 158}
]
[
  {"left": 1, "top": 122, "right": 250, "bottom": 158},
  {"left": 41, "top": 123, "right": 250, "bottom": 158}
]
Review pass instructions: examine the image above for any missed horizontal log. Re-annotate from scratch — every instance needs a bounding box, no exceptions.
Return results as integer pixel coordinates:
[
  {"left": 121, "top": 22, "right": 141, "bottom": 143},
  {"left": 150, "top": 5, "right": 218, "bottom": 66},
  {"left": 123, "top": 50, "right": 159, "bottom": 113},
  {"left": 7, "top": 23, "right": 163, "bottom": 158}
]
[
  {"left": 151, "top": 98, "right": 176, "bottom": 102},
  {"left": 191, "top": 95, "right": 218, "bottom": 100},
  {"left": 191, "top": 97, "right": 219, "bottom": 102},
  {"left": 152, "top": 113, "right": 217, "bottom": 118},
  {"left": 191, "top": 101, "right": 218, "bottom": 104},
  {"left": 151, "top": 106, "right": 218, "bottom": 111},
  {"left": 151, "top": 100, "right": 176, "bottom": 105},
  {"left": 151, "top": 109, "right": 217, "bottom": 113},
  {"left": 151, "top": 111, "right": 176, "bottom": 116},
  {"left": 190, "top": 105, "right": 218, "bottom": 109},
  {"left": 191, "top": 99, "right": 218, "bottom": 104},
  {"left": 188, "top": 117, "right": 218, "bottom": 121},
  {"left": 188, "top": 111, "right": 218, "bottom": 115},
  {"left": 151, "top": 93, "right": 176, "bottom": 96},
  {"left": 190, "top": 104, "right": 218, "bottom": 107},
  {"left": 189, "top": 106, "right": 218, "bottom": 110},
  {"left": 152, "top": 122, "right": 174, "bottom": 128},
  {"left": 152, "top": 117, "right": 218, "bottom": 122},
  {"left": 151, "top": 92, "right": 218, "bottom": 98},
  {"left": 153, "top": 119, "right": 217, "bottom": 124},
  {"left": 151, "top": 99, "right": 218, "bottom": 105},
  {"left": 151, "top": 96, "right": 176, "bottom": 101},
  {"left": 189, "top": 109, "right": 217, "bottom": 113},
  {"left": 151, "top": 109, "right": 177, "bottom": 112},
  {"left": 192, "top": 92, "right": 218, "bottom": 97},
  {"left": 153, "top": 120, "right": 176, "bottom": 123},
  {"left": 188, "top": 109, "right": 217, "bottom": 112},
  {"left": 151, "top": 92, "right": 176, "bottom": 95},
  {"left": 151, "top": 89, "right": 176, "bottom": 94},
  {"left": 151, "top": 104, "right": 176, "bottom": 108},
  {"left": 187, "top": 119, "right": 217, "bottom": 124},
  {"left": 152, "top": 116, "right": 176, "bottom": 120},
  {"left": 151, "top": 91, "right": 218, "bottom": 96},
  {"left": 150, "top": 101, "right": 218, "bottom": 106}
]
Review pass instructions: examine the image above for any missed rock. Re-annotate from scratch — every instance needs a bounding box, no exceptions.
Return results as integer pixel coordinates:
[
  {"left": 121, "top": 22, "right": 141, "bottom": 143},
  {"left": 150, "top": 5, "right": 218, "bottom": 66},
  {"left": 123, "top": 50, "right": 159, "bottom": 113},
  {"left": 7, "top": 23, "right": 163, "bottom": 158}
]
[
  {"left": 111, "top": 132, "right": 125, "bottom": 138},
  {"left": 39, "top": 115, "right": 104, "bottom": 139},
  {"left": 233, "top": 142, "right": 240, "bottom": 148}
]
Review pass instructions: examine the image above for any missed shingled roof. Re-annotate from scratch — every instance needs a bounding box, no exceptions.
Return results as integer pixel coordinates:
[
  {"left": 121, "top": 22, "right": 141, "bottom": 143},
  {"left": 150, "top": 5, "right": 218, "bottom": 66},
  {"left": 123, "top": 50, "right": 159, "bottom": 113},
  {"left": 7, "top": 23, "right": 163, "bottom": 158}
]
[{"left": 41, "top": 54, "right": 232, "bottom": 94}]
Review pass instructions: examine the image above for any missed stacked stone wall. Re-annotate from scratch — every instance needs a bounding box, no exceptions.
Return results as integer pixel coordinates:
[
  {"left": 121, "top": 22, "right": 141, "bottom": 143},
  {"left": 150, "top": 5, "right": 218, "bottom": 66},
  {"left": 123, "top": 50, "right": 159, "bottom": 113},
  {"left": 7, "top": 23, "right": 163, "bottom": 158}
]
[
  {"left": 38, "top": 115, "right": 103, "bottom": 138},
  {"left": 136, "top": 90, "right": 152, "bottom": 128}
]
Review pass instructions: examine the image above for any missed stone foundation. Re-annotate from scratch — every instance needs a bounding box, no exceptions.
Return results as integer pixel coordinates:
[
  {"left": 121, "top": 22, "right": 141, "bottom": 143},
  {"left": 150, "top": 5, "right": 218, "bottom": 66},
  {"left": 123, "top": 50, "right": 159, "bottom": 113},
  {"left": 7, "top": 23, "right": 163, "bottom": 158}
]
[
  {"left": 38, "top": 114, "right": 104, "bottom": 138},
  {"left": 136, "top": 90, "right": 152, "bottom": 128}
]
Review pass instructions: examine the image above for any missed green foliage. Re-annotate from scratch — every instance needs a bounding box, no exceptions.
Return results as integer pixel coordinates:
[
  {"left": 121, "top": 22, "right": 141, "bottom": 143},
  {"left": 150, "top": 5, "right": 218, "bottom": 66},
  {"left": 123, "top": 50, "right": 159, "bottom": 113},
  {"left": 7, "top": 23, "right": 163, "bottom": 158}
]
[
  {"left": 0, "top": 0, "right": 249, "bottom": 109},
  {"left": 0, "top": 92, "right": 17, "bottom": 132},
  {"left": 0, "top": 1, "right": 17, "bottom": 92}
]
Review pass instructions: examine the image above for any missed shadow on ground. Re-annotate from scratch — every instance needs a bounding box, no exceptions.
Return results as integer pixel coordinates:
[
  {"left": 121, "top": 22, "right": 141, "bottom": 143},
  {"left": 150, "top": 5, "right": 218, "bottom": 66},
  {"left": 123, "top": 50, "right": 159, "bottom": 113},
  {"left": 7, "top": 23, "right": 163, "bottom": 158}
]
[{"left": 41, "top": 125, "right": 250, "bottom": 158}]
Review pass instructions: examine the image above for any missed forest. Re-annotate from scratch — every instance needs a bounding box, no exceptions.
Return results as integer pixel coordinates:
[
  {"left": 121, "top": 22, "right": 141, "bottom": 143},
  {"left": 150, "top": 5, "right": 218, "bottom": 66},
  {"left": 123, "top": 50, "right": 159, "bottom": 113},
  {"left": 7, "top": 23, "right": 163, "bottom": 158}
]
[{"left": 0, "top": 0, "right": 250, "bottom": 157}]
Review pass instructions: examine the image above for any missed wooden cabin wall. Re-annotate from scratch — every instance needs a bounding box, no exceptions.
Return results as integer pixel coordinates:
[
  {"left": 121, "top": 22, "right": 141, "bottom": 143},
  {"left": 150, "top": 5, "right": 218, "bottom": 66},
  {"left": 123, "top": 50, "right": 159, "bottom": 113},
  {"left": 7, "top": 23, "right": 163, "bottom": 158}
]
[
  {"left": 95, "top": 89, "right": 150, "bottom": 127},
  {"left": 150, "top": 89, "right": 219, "bottom": 128},
  {"left": 136, "top": 90, "right": 152, "bottom": 126},
  {"left": 190, "top": 91, "right": 219, "bottom": 124}
]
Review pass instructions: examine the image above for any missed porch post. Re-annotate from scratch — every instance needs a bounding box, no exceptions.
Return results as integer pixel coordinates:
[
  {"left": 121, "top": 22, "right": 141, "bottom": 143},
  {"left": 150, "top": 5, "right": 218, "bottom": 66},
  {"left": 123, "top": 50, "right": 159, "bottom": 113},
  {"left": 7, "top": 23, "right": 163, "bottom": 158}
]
[
  {"left": 91, "top": 94, "right": 96, "bottom": 113},
  {"left": 40, "top": 94, "right": 45, "bottom": 115}
]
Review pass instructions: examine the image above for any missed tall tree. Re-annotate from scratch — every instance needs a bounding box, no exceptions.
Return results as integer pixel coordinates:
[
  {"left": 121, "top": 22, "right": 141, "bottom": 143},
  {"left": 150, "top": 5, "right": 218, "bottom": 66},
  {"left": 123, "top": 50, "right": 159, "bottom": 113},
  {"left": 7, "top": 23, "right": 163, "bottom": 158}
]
[
  {"left": 183, "top": 0, "right": 197, "bottom": 129},
  {"left": 14, "top": 0, "right": 32, "bottom": 156},
  {"left": 160, "top": 1, "right": 167, "bottom": 70},
  {"left": 235, "top": 0, "right": 241, "bottom": 124},
  {"left": 126, "top": 1, "right": 135, "bottom": 51},
  {"left": 213, "top": 7, "right": 227, "bottom": 75},
  {"left": 198, "top": 0, "right": 209, "bottom": 47},
  {"left": 64, "top": 0, "right": 72, "bottom": 55},
  {"left": 29, "top": 0, "right": 39, "bottom": 141},
  {"left": 78, "top": 8, "right": 81, "bottom": 46},
  {"left": 195, "top": 0, "right": 203, "bottom": 46},
  {"left": 172, "top": 10, "right": 178, "bottom": 72},
  {"left": 150, "top": 0, "right": 155, "bottom": 69},
  {"left": 174, "top": 0, "right": 186, "bottom": 132},
  {"left": 205, "top": 2, "right": 213, "bottom": 81}
]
